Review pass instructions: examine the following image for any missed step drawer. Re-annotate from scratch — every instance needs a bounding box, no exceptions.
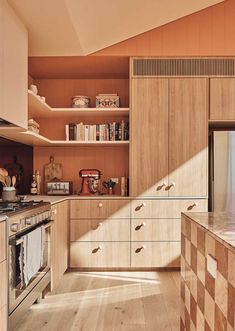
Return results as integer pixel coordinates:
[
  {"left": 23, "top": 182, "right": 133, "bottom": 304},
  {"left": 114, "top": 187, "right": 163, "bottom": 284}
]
[
  {"left": 131, "top": 242, "right": 180, "bottom": 268},
  {"left": 131, "top": 219, "right": 180, "bottom": 241},
  {"left": 70, "top": 200, "right": 130, "bottom": 219},
  {"left": 70, "top": 242, "right": 130, "bottom": 268},
  {"left": 70, "top": 219, "right": 130, "bottom": 242},
  {"left": 131, "top": 199, "right": 207, "bottom": 218}
]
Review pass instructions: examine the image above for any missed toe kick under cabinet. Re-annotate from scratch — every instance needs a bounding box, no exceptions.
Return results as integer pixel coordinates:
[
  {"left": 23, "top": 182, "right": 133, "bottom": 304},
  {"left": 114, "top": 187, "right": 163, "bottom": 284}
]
[{"left": 69, "top": 198, "right": 207, "bottom": 269}]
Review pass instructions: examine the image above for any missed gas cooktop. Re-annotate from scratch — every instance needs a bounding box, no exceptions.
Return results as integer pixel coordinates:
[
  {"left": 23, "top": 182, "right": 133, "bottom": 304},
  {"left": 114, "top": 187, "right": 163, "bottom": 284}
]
[{"left": 0, "top": 200, "right": 46, "bottom": 215}]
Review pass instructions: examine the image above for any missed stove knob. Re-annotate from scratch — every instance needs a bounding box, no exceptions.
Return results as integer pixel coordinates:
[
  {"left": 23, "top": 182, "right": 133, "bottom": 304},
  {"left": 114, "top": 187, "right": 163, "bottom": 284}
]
[
  {"left": 25, "top": 217, "right": 33, "bottom": 225},
  {"left": 11, "top": 223, "right": 19, "bottom": 233}
]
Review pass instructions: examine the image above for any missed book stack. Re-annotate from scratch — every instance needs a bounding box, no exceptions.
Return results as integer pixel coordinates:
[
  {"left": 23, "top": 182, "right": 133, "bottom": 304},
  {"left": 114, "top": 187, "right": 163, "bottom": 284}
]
[{"left": 65, "top": 121, "right": 129, "bottom": 141}]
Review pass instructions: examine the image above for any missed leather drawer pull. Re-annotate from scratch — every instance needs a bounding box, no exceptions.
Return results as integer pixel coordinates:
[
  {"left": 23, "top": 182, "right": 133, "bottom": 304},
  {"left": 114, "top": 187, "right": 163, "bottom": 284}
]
[
  {"left": 135, "top": 202, "right": 146, "bottom": 211},
  {"left": 135, "top": 222, "right": 146, "bottom": 231},
  {"left": 92, "top": 245, "right": 102, "bottom": 254},
  {"left": 135, "top": 245, "right": 146, "bottom": 253}
]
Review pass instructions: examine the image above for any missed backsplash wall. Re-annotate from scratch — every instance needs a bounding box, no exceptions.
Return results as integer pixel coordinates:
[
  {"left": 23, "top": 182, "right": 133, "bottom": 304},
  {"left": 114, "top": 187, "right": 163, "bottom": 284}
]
[{"left": 0, "top": 137, "right": 33, "bottom": 194}]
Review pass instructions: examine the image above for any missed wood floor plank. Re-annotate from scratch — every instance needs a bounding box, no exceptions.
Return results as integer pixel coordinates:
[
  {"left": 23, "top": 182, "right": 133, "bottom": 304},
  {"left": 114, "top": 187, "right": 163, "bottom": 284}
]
[{"left": 14, "top": 271, "right": 180, "bottom": 331}]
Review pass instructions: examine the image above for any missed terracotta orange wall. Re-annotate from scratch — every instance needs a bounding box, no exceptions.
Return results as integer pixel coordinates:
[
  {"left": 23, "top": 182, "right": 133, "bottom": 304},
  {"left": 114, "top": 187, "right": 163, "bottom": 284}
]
[{"left": 93, "top": 0, "right": 235, "bottom": 56}]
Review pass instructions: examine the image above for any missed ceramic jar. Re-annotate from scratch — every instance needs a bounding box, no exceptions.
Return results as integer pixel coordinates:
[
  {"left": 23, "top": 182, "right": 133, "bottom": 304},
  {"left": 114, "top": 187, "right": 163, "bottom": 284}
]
[{"left": 72, "top": 96, "right": 90, "bottom": 108}]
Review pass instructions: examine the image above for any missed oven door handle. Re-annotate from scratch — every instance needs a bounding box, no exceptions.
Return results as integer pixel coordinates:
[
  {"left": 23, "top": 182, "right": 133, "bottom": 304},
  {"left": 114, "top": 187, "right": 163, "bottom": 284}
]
[
  {"left": 42, "top": 220, "right": 53, "bottom": 230},
  {"left": 9, "top": 238, "right": 24, "bottom": 246}
]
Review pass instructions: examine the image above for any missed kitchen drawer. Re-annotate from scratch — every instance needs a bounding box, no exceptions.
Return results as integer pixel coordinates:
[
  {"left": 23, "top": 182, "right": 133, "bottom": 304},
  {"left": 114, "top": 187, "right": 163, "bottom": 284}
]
[
  {"left": 131, "top": 199, "right": 207, "bottom": 219},
  {"left": 0, "top": 261, "right": 7, "bottom": 309},
  {"left": 131, "top": 219, "right": 180, "bottom": 241},
  {"left": 0, "top": 222, "right": 6, "bottom": 263},
  {"left": 70, "top": 219, "right": 130, "bottom": 242},
  {"left": 70, "top": 242, "right": 130, "bottom": 268},
  {"left": 70, "top": 200, "right": 130, "bottom": 219},
  {"left": 131, "top": 242, "right": 180, "bottom": 268}
]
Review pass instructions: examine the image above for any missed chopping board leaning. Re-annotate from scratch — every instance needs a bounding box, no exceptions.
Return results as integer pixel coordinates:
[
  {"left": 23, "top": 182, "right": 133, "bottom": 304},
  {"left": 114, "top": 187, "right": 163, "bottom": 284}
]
[{"left": 44, "top": 156, "right": 63, "bottom": 185}]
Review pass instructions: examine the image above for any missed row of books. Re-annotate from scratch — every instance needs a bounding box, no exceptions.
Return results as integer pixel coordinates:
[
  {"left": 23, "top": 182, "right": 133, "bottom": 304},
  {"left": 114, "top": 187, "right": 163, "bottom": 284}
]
[{"left": 65, "top": 121, "right": 129, "bottom": 141}]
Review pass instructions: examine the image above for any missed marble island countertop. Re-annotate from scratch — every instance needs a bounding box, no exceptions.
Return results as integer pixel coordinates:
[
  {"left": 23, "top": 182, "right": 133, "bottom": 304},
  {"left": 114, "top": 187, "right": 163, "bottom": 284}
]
[{"left": 183, "top": 212, "right": 235, "bottom": 251}]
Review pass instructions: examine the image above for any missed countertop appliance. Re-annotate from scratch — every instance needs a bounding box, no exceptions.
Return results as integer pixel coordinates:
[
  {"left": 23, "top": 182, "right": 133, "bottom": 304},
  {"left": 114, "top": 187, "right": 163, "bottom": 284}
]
[
  {"left": 79, "top": 169, "right": 102, "bottom": 195},
  {"left": 209, "top": 130, "right": 235, "bottom": 212},
  {"left": 46, "top": 181, "right": 72, "bottom": 195},
  {"left": 1, "top": 200, "right": 52, "bottom": 330}
]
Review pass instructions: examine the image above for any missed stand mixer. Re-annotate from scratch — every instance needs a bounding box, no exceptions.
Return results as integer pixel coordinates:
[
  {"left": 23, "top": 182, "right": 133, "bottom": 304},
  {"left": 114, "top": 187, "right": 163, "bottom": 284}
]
[{"left": 79, "top": 169, "right": 102, "bottom": 195}]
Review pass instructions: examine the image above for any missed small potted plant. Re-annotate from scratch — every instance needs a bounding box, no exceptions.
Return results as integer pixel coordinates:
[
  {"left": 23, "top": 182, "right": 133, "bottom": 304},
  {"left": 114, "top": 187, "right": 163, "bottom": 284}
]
[{"left": 103, "top": 179, "right": 116, "bottom": 195}]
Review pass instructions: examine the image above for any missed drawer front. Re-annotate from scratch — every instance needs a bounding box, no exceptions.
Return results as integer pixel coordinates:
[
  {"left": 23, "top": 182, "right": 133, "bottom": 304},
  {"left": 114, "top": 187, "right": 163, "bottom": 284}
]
[
  {"left": 0, "top": 222, "right": 6, "bottom": 263},
  {"left": 70, "top": 200, "right": 130, "bottom": 219},
  {"left": 70, "top": 242, "right": 130, "bottom": 268},
  {"left": 0, "top": 261, "right": 7, "bottom": 309},
  {"left": 131, "top": 219, "right": 180, "bottom": 241},
  {"left": 131, "top": 242, "right": 180, "bottom": 268},
  {"left": 70, "top": 219, "right": 130, "bottom": 242},
  {"left": 131, "top": 199, "right": 207, "bottom": 218}
]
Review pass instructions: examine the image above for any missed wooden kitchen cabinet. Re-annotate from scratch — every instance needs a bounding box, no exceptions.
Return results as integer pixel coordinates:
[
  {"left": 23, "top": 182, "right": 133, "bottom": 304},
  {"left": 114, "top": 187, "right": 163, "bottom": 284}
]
[
  {"left": 70, "top": 199, "right": 130, "bottom": 219},
  {"left": 210, "top": 78, "right": 235, "bottom": 120},
  {"left": 131, "top": 199, "right": 208, "bottom": 219},
  {"left": 168, "top": 78, "right": 208, "bottom": 197},
  {"left": 131, "top": 219, "right": 181, "bottom": 242},
  {"left": 130, "top": 77, "right": 208, "bottom": 198},
  {"left": 130, "top": 78, "right": 169, "bottom": 197},
  {"left": 0, "top": 221, "right": 6, "bottom": 263},
  {"left": 1, "top": 0, "right": 28, "bottom": 129},
  {"left": 131, "top": 242, "right": 180, "bottom": 268},
  {"left": 70, "top": 218, "right": 130, "bottom": 242},
  {"left": 51, "top": 200, "right": 69, "bottom": 290},
  {"left": 70, "top": 242, "right": 130, "bottom": 268}
]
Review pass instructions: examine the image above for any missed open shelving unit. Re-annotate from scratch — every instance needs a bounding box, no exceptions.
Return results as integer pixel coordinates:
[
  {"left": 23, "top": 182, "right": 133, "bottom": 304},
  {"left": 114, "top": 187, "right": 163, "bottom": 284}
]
[{"left": 28, "top": 90, "right": 130, "bottom": 118}]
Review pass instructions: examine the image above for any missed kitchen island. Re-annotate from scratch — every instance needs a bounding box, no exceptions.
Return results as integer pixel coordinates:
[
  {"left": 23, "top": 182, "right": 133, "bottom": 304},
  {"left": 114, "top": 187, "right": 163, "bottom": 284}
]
[{"left": 181, "top": 212, "right": 235, "bottom": 331}]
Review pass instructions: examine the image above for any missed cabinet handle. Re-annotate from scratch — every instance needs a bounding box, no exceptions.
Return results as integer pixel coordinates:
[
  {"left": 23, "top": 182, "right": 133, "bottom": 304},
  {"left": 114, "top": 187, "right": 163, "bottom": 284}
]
[
  {"left": 165, "top": 182, "right": 176, "bottom": 191},
  {"left": 156, "top": 182, "right": 167, "bottom": 191},
  {"left": 93, "top": 222, "right": 103, "bottom": 230},
  {"left": 135, "top": 222, "right": 146, "bottom": 231},
  {"left": 135, "top": 202, "right": 146, "bottom": 211},
  {"left": 187, "top": 203, "right": 198, "bottom": 211},
  {"left": 135, "top": 245, "right": 146, "bottom": 253},
  {"left": 98, "top": 202, "right": 103, "bottom": 208},
  {"left": 92, "top": 245, "right": 102, "bottom": 254}
]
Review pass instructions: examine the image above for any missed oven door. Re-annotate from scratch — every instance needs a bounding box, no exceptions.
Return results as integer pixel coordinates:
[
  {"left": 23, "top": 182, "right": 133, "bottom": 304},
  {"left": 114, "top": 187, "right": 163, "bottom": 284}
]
[{"left": 8, "top": 221, "right": 52, "bottom": 315}]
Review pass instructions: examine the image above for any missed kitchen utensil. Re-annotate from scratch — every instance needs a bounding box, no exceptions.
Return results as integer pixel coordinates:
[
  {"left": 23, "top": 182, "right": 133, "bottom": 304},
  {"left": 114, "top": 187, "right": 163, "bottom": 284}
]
[
  {"left": 0, "top": 174, "right": 6, "bottom": 186},
  {"left": 12, "top": 176, "right": 16, "bottom": 187},
  {"left": 0, "top": 168, "right": 8, "bottom": 177},
  {"left": 79, "top": 169, "right": 102, "bottom": 195},
  {"left": 5, "top": 176, "right": 11, "bottom": 187}
]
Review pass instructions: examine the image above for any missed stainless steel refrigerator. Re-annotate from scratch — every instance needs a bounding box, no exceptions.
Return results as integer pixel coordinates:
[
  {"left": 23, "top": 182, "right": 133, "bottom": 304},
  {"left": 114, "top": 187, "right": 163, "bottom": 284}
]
[{"left": 210, "top": 131, "right": 235, "bottom": 212}]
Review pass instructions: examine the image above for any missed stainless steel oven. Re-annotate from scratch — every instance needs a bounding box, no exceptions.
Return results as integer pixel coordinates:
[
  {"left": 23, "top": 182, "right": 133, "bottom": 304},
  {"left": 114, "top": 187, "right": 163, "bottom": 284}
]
[
  {"left": 9, "top": 220, "right": 51, "bottom": 315},
  {"left": 3, "top": 201, "right": 52, "bottom": 330}
]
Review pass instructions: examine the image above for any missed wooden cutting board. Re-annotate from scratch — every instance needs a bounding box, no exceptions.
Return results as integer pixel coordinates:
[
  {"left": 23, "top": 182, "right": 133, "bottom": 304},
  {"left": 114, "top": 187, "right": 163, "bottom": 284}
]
[{"left": 44, "top": 156, "right": 63, "bottom": 183}]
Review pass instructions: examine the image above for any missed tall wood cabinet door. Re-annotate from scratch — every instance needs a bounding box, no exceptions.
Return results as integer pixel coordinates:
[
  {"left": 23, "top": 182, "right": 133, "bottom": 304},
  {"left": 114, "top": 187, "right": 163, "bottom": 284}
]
[
  {"left": 130, "top": 78, "right": 169, "bottom": 197},
  {"left": 168, "top": 78, "right": 208, "bottom": 197},
  {"left": 2, "top": 0, "right": 28, "bottom": 129},
  {"left": 210, "top": 78, "right": 235, "bottom": 120},
  {"left": 51, "top": 201, "right": 69, "bottom": 290}
]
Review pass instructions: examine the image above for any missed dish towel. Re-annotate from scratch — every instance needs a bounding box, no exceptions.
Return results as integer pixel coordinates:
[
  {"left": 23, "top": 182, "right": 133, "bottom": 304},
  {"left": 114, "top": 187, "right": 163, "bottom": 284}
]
[{"left": 23, "top": 227, "right": 42, "bottom": 286}]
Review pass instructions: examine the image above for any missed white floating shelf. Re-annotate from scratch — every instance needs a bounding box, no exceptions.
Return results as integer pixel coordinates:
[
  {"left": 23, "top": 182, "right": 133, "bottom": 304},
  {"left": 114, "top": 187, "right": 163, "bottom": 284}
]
[
  {"left": 28, "top": 90, "right": 130, "bottom": 118},
  {"left": 0, "top": 129, "right": 129, "bottom": 147}
]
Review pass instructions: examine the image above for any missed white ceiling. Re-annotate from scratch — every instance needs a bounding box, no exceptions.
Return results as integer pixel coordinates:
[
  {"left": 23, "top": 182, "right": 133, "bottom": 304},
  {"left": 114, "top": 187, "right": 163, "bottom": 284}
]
[{"left": 8, "top": 0, "right": 224, "bottom": 56}]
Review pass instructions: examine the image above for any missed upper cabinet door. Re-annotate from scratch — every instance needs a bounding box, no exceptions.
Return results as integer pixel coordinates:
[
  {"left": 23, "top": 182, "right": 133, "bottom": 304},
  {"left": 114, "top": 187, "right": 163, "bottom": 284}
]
[
  {"left": 210, "top": 78, "right": 235, "bottom": 120},
  {"left": 168, "top": 78, "right": 208, "bottom": 197},
  {"left": 1, "top": 1, "right": 28, "bottom": 129},
  {"left": 130, "top": 78, "right": 168, "bottom": 197}
]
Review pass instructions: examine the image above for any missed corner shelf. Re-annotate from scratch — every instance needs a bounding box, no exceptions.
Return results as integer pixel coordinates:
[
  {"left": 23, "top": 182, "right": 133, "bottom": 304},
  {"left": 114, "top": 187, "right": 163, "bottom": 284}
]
[
  {"left": 28, "top": 90, "right": 130, "bottom": 118},
  {"left": 0, "top": 129, "right": 129, "bottom": 147}
]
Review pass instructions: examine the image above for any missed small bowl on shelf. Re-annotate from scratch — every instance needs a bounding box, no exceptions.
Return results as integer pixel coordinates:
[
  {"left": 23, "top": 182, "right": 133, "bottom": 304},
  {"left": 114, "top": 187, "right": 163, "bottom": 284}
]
[{"left": 72, "top": 96, "right": 90, "bottom": 108}]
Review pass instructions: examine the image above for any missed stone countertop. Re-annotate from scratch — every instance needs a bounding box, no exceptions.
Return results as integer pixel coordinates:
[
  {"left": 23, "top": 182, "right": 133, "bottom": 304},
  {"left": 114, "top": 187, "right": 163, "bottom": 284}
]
[{"left": 183, "top": 212, "right": 235, "bottom": 251}]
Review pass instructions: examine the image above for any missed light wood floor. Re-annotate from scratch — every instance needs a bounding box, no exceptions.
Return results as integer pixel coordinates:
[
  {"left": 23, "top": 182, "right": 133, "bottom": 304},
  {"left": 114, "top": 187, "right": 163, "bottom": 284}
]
[{"left": 15, "top": 271, "right": 180, "bottom": 331}]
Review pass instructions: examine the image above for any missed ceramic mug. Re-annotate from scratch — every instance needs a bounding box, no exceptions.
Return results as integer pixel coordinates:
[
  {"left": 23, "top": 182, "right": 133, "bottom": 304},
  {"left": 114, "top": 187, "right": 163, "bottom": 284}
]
[{"left": 29, "top": 84, "right": 38, "bottom": 95}]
